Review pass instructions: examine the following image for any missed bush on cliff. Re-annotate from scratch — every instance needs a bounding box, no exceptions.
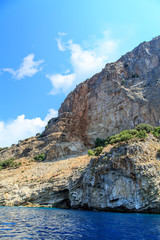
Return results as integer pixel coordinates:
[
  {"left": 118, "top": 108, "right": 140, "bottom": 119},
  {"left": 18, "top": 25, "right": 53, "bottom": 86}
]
[
  {"left": 94, "top": 146, "right": 104, "bottom": 156},
  {"left": 92, "top": 124, "right": 159, "bottom": 153},
  {"left": 105, "top": 129, "right": 138, "bottom": 145},
  {"left": 136, "top": 130, "right": 147, "bottom": 139},
  {"left": 157, "top": 149, "right": 160, "bottom": 157},
  {"left": 136, "top": 123, "right": 153, "bottom": 133},
  {"left": 0, "top": 158, "right": 20, "bottom": 170},
  {"left": 34, "top": 153, "right": 46, "bottom": 162},
  {"left": 88, "top": 149, "right": 94, "bottom": 156},
  {"left": 153, "top": 127, "right": 160, "bottom": 138},
  {"left": 95, "top": 138, "right": 105, "bottom": 147}
]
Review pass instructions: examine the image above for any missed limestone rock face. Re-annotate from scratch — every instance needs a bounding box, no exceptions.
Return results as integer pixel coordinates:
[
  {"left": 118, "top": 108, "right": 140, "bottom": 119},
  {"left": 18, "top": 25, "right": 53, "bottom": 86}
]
[
  {"left": 58, "top": 36, "right": 160, "bottom": 146},
  {"left": 0, "top": 36, "right": 160, "bottom": 161},
  {"left": 69, "top": 135, "right": 160, "bottom": 213},
  {"left": 0, "top": 135, "right": 160, "bottom": 213}
]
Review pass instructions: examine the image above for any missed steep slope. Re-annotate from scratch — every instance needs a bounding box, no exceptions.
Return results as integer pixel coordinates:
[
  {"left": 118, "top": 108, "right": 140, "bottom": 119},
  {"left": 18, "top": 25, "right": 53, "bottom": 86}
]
[
  {"left": 69, "top": 135, "right": 160, "bottom": 213},
  {"left": 0, "top": 36, "right": 160, "bottom": 161},
  {"left": 0, "top": 134, "right": 160, "bottom": 214}
]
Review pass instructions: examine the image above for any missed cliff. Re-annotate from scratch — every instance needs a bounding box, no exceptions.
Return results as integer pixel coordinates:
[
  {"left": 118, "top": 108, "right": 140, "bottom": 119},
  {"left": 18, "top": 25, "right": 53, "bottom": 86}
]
[
  {"left": 0, "top": 36, "right": 160, "bottom": 161},
  {"left": 0, "top": 134, "right": 160, "bottom": 213},
  {"left": 0, "top": 36, "right": 160, "bottom": 212}
]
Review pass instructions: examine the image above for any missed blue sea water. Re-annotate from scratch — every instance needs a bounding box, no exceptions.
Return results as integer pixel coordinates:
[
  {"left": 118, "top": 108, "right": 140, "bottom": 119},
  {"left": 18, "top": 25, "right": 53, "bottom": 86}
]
[{"left": 0, "top": 207, "right": 160, "bottom": 240}]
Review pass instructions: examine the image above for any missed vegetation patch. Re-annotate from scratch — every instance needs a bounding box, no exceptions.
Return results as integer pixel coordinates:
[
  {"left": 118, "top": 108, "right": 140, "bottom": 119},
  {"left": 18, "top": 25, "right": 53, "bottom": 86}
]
[
  {"left": 95, "top": 138, "right": 105, "bottom": 147},
  {"left": 34, "top": 153, "right": 46, "bottom": 162},
  {"left": 136, "top": 130, "right": 147, "bottom": 139},
  {"left": 0, "top": 147, "right": 8, "bottom": 152},
  {"left": 0, "top": 158, "right": 21, "bottom": 170},
  {"left": 88, "top": 149, "right": 94, "bottom": 156},
  {"left": 157, "top": 149, "right": 160, "bottom": 158},
  {"left": 94, "top": 147, "right": 104, "bottom": 156},
  {"left": 94, "top": 123, "right": 159, "bottom": 148},
  {"left": 135, "top": 123, "right": 153, "bottom": 133},
  {"left": 153, "top": 127, "right": 160, "bottom": 138},
  {"left": 89, "top": 123, "right": 159, "bottom": 157}
]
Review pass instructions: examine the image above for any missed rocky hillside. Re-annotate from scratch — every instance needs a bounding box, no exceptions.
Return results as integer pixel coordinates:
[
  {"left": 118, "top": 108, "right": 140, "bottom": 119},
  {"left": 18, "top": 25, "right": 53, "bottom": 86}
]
[
  {"left": 0, "top": 36, "right": 160, "bottom": 161},
  {"left": 0, "top": 36, "right": 160, "bottom": 213},
  {"left": 70, "top": 134, "right": 160, "bottom": 213},
  {"left": 0, "top": 133, "right": 160, "bottom": 213}
]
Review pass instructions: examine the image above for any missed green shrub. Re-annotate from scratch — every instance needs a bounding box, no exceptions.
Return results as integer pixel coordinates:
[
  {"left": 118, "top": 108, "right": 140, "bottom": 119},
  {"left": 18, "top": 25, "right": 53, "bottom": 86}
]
[
  {"left": 95, "top": 138, "right": 105, "bottom": 147},
  {"left": 106, "top": 129, "right": 138, "bottom": 144},
  {"left": 88, "top": 149, "right": 94, "bottom": 156},
  {"left": 121, "top": 80, "right": 125, "bottom": 85},
  {"left": 136, "top": 123, "right": 153, "bottom": 133},
  {"left": 34, "top": 153, "right": 46, "bottom": 162},
  {"left": 0, "top": 147, "right": 8, "bottom": 152},
  {"left": 132, "top": 73, "right": 139, "bottom": 78},
  {"left": 13, "top": 162, "right": 22, "bottom": 168},
  {"left": 94, "top": 146, "right": 104, "bottom": 156},
  {"left": 153, "top": 127, "right": 160, "bottom": 138},
  {"left": 157, "top": 149, "right": 160, "bottom": 157},
  {"left": 0, "top": 158, "right": 15, "bottom": 169},
  {"left": 136, "top": 130, "right": 147, "bottom": 139}
]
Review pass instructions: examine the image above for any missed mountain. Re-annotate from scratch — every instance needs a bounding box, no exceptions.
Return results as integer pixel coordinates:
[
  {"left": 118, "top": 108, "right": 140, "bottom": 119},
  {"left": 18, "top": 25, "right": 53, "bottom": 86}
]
[{"left": 0, "top": 36, "right": 160, "bottom": 212}]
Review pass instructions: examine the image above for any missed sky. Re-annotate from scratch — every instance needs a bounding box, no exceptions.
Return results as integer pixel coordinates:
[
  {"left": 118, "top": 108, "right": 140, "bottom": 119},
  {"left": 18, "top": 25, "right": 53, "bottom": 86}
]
[{"left": 0, "top": 0, "right": 160, "bottom": 147}]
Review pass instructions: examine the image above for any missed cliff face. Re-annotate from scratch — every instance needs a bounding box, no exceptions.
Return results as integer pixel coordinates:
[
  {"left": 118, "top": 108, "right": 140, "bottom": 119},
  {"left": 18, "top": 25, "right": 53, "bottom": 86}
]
[
  {"left": 0, "top": 135, "right": 160, "bottom": 213},
  {"left": 0, "top": 36, "right": 160, "bottom": 161},
  {"left": 58, "top": 36, "right": 160, "bottom": 146},
  {"left": 69, "top": 135, "right": 160, "bottom": 213},
  {"left": 0, "top": 37, "right": 160, "bottom": 160}
]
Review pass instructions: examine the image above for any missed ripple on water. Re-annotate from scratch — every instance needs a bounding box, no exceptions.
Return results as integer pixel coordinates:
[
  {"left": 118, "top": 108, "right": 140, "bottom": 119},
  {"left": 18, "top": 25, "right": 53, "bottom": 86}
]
[{"left": 0, "top": 207, "right": 160, "bottom": 239}]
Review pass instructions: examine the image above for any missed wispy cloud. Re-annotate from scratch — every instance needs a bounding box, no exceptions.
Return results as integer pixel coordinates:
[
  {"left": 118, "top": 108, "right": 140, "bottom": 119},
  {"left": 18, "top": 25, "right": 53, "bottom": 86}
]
[
  {"left": 48, "top": 30, "right": 118, "bottom": 95},
  {"left": 0, "top": 108, "right": 58, "bottom": 147},
  {"left": 3, "top": 54, "right": 44, "bottom": 80},
  {"left": 56, "top": 32, "right": 66, "bottom": 51}
]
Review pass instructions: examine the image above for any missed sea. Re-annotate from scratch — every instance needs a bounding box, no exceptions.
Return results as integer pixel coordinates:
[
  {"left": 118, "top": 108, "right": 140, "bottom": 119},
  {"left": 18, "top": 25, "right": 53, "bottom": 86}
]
[{"left": 0, "top": 206, "right": 160, "bottom": 240}]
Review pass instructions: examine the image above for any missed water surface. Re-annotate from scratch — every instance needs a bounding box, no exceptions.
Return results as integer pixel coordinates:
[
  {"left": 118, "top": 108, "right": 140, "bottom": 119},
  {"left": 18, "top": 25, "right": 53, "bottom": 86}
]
[{"left": 0, "top": 207, "right": 160, "bottom": 239}]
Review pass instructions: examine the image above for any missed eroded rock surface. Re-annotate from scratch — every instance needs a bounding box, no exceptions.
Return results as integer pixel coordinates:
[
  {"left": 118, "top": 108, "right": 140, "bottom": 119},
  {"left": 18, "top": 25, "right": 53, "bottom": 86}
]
[
  {"left": 69, "top": 135, "right": 160, "bottom": 213},
  {"left": 0, "top": 135, "right": 160, "bottom": 213}
]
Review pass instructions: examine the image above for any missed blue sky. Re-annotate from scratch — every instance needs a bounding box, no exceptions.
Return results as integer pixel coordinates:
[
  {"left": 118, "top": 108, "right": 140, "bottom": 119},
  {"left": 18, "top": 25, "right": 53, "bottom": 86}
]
[{"left": 0, "top": 0, "right": 160, "bottom": 146}]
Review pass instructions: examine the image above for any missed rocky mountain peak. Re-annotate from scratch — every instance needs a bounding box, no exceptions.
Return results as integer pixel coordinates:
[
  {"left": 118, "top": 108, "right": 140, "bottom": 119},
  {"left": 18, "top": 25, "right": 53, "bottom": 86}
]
[{"left": 0, "top": 36, "right": 160, "bottom": 161}]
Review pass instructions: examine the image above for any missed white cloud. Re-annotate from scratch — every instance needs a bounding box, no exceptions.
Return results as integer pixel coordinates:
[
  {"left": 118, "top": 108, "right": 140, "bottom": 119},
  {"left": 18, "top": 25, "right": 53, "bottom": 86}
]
[
  {"left": 49, "top": 31, "right": 118, "bottom": 95},
  {"left": 3, "top": 54, "right": 44, "bottom": 80},
  {"left": 44, "top": 108, "right": 58, "bottom": 122},
  {"left": 46, "top": 73, "right": 75, "bottom": 95},
  {"left": 56, "top": 32, "right": 66, "bottom": 51},
  {"left": 0, "top": 108, "right": 58, "bottom": 147}
]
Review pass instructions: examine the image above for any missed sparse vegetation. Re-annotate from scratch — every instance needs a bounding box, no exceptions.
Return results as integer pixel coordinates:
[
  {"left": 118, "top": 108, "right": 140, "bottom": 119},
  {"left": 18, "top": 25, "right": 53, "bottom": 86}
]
[
  {"left": 136, "top": 130, "right": 147, "bottom": 139},
  {"left": 0, "top": 147, "right": 8, "bottom": 152},
  {"left": 94, "top": 146, "right": 104, "bottom": 156},
  {"left": 88, "top": 149, "right": 94, "bottom": 156},
  {"left": 121, "top": 80, "right": 125, "bottom": 85},
  {"left": 88, "top": 147, "right": 104, "bottom": 157},
  {"left": 136, "top": 123, "right": 153, "bottom": 133},
  {"left": 132, "top": 73, "right": 139, "bottom": 78},
  {"left": 95, "top": 138, "right": 105, "bottom": 147},
  {"left": 153, "top": 127, "right": 160, "bottom": 138},
  {"left": 34, "top": 153, "right": 46, "bottom": 162},
  {"left": 106, "top": 129, "right": 138, "bottom": 145},
  {"left": 157, "top": 149, "right": 160, "bottom": 157},
  {"left": 0, "top": 158, "right": 21, "bottom": 170},
  {"left": 93, "top": 123, "right": 160, "bottom": 150}
]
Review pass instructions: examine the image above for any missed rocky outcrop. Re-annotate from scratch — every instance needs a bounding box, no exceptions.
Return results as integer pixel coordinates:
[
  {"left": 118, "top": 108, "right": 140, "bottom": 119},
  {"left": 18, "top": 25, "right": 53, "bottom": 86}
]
[
  {"left": 69, "top": 135, "right": 160, "bottom": 213},
  {"left": 0, "top": 154, "right": 90, "bottom": 208},
  {"left": 0, "top": 36, "right": 160, "bottom": 161},
  {"left": 0, "top": 135, "right": 160, "bottom": 213}
]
